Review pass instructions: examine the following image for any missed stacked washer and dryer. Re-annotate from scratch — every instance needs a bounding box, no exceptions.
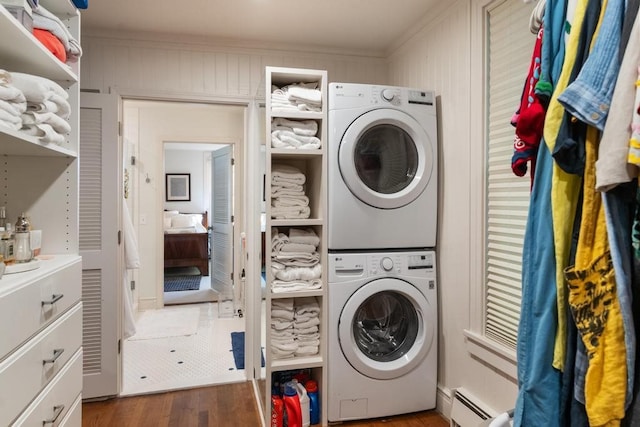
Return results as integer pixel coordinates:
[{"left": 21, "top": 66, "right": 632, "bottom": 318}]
[{"left": 327, "top": 83, "right": 439, "bottom": 422}]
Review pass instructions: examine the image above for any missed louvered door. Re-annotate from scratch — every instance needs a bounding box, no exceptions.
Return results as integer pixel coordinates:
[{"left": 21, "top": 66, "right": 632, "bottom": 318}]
[{"left": 79, "top": 92, "right": 121, "bottom": 398}]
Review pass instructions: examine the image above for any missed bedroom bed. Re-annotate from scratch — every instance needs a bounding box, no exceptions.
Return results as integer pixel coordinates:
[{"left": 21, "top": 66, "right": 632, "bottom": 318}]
[{"left": 164, "top": 211, "right": 209, "bottom": 276}]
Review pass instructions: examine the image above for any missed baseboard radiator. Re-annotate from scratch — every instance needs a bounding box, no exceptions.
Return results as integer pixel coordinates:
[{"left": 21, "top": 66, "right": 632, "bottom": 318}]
[{"left": 450, "top": 387, "right": 497, "bottom": 427}]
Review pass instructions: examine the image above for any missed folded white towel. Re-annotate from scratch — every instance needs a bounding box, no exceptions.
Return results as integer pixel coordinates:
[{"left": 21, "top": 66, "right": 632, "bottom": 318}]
[
  {"left": 22, "top": 111, "right": 71, "bottom": 135},
  {"left": 294, "top": 345, "right": 319, "bottom": 356},
  {"left": 272, "top": 130, "right": 322, "bottom": 149},
  {"left": 295, "top": 338, "right": 320, "bottom": 347},
  {"left": 272, "top": 195, "right": 310, "bottom": 208},
  {"left": 272, "top": 164, "right": 306, "bottom": 182},
  {"left": 0, "top": 70, "right": 9, "bottom": 85},
  {"left": 271, "top": 118, "right": 318, "bottom": 136},
  {"left": 271, "top": 319, "right": 293, "bottom": 330},
  {"left": 289, "top": 228, "right": 320, "bottom": 246},
  {"left": 294, "top": 325, "right": 319, "bottom": 335},
  {"left": 294, "top": 312, "right": 319, "bottom": 323},
  {"left": 287, "top": 86, "right": 322, "bottom": 105},
  {"left": 21, "top": 123, "right": 66, "bottom": 144},
  {"left": 26, "top": 99, "right": 59, "bottom": 114},
  {"left": 272, "top": 263, "right": 322, "bottom": 281},
  {"left": 272, "top": 298, "right": 294, "bottom": 310},
  {"left": 274, "top": 251, "right": 320, "bottom": 263},
  {"left": 0, "top": 98, "right": 25, "bottom": 116},
  {"left": 271, "top": 187, "right": 306, "bottom": 197},
  {"left": 45, "top": 93, "right": 71, "bottom": 119},
  {"left": 295, "top": 332, "right": 320, "bottom": 341},
  {"left": 0, "top": 116, "right": 21, "bottom": 131},
  {"left": 0, "top": 107, "right": 21, "bottom": 124},
  {"left": 10, "top": 72, "right": 68, "bottom": 103},
  {"left": 296, "top": 297, "right": 321, "bottom": 315},
  {"left": 271, "top": 329, "right": 295, "bottom": 339},
  {"left": 271, "top": 206, "right": 311, "bottom": 219},
  {"left": 271, "top": 308, "right": 294, "bottom": 321},
  {"left": 279, "top": 242, "right": 316, "bottom": 254},
  {"left": 294, "top": 317, "right": 320, "bottom": 329},
  {"left": 271, "top": 279, "right": 322, "bottom": 293},
  {"left": 0, "top": 84, "right": 26, "bottom": 105}
]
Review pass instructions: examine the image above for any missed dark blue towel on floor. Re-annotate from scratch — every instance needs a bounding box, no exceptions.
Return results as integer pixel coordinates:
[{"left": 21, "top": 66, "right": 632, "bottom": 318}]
[{"left": 231, "top": 331, "right": 265, "bottom": 370}]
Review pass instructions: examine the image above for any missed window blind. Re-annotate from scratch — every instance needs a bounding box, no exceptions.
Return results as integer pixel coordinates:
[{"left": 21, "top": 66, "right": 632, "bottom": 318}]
[{"left": 485, "top": 0, "right": 536, "bottom": 349}]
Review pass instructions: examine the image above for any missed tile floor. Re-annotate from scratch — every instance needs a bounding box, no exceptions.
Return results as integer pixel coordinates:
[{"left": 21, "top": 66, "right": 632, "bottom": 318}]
[{"left": 121, "top": 301, "right": 246, "bottom": 396}]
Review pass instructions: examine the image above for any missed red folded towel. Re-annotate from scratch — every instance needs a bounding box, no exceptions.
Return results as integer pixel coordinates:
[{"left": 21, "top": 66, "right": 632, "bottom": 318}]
[{"left": 33, "top": 28, "right": 66, "bottom": 63}]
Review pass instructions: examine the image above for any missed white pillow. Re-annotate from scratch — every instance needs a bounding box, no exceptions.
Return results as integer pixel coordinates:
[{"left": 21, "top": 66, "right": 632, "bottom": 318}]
[
  {"left": 171, "top": 214, "right": 196, "bottom": 228},
  {"left": 190, "top": 214, "right": 203, "bottom": 226},
  {"left": 164, "top": 210, "right": 179, "bottom": 219},
  {"left": 163, "top": 217, "right": 172, "bottom": 229}
]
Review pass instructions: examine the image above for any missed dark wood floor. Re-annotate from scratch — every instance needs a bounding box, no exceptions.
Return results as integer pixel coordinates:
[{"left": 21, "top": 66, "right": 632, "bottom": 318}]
[{"left": 82, "top": 381, "right": 449, "bottom": 427}]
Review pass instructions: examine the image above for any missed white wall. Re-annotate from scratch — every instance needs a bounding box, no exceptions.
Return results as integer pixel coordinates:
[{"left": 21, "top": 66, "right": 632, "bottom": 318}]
[
  {"left": 80, "top": 31, "right": 388, "bottom": 97},
  {"left": 85, "top": 8, "right": 518, "bottom": 417},
  {"left": 387, "top": 0, "right": 518, "bottom": 414},
  {"left": 164, "top": 149, "right": 207, "bottom": 213}
]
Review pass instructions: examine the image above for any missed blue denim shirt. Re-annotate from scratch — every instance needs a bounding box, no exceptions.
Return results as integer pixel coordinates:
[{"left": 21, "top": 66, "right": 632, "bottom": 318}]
[
  {"left": 558, "top": 0, "right": 625, "bottom": 130},
  {"left": 535, "top": 0, "right": 568, "bottom": 100}
]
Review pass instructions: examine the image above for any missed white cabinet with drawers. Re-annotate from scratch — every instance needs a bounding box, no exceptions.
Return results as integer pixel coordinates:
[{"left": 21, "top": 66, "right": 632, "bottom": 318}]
[{"left": 0, "top": 0, "right": 82, "bottom": 425}]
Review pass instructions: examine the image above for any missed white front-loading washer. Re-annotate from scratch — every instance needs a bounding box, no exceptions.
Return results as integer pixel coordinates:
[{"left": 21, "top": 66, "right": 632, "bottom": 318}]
[
  {"left": 327, "top": 250, "right": 438, "bottom": 422},
  {"left": 328, "top": 83, "right": 438, "bottom": 250}
]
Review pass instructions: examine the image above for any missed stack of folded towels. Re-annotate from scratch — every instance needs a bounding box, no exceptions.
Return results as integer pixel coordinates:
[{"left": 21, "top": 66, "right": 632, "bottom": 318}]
[
  {"left": 293, "top": 297, "right": 320, "bottom": 357},
  {"left": 271, "top": 299, "right": 297, "bottom": 359},
  {"left": 271, "top": 164, "right": 310, "bottom": 219},
  {"left": 271, "top": 227, "right": 322, "bottom": 293},
  {"left": 271, "top": 117, "right": 321, "bottom": 149},
  {"left": 271, "top": 297, "right": 321, "bottom": 359},
  {"left": 271, "top": 82, "right": 322, "bottom": 113},
  {"left": 0, "top": 70, "right": 26, "bottom": 131},
  {"left": 0, "top": 70, "right": 71, "bottom": 144}
]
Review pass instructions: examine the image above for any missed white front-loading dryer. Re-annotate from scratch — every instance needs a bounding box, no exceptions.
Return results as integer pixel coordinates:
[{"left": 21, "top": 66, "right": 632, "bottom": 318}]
[
  {"left": 327, "top": 250, "right": 438, "bottom": 422},
  {"left": 328, "top": 83, "right": 438, "bottom": 250}
]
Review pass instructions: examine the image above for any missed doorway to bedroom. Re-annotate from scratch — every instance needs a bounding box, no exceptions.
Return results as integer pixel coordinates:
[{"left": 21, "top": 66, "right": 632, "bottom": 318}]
[
  {"left": 162, "top": 141, "right": 230, "bottom": 306},
  {"left": 121, "top": 99, "right": 247, "bottom": 396}
]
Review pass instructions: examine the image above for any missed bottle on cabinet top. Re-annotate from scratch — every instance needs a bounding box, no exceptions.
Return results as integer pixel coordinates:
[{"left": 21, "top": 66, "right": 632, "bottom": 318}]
[{"left": 14, "top": 212, "right": 31, "bottom": 263}]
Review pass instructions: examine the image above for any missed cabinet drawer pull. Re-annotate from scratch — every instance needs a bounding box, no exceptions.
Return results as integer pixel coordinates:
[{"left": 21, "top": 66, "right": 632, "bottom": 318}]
[
  {"left": 42, "top": 348, "right": 64, "bottom": 365},
  {"left": 41, "top": 294, "right": 64, "bottom": 306},
  {"left": 42, "top": 404, "right": 64, "bottom": 425}
]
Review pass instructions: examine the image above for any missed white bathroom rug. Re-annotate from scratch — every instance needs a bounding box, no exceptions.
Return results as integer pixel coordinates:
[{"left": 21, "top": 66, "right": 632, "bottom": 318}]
[{"left": 129, "top": 307, "right": 200, "bottom": 340}]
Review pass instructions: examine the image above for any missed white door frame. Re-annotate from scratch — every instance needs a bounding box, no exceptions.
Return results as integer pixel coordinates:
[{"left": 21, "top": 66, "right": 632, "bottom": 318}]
[{"left": 114, "top": 90, "right": 260, "bottom": 394}]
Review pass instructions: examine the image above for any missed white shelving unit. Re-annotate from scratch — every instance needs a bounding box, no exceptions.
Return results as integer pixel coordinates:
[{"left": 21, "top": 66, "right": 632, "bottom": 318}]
[
  {"left": 264, "top": 66, "right": 328, "bottom": 426},
  {"left": 0, "top": 2, "right": 82, "bottom": 425}
]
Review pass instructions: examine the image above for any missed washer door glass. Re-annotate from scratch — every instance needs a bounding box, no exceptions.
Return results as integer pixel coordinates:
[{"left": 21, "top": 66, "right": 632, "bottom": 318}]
[
  {"left": 339, "top": 109, "right": 434, "bottom": 209},
  {"left": 353, "top": 291, "right": 418, "bottom": 362},
  {"left": 338, "top": 278, "right": 435, "bottom": 380}
]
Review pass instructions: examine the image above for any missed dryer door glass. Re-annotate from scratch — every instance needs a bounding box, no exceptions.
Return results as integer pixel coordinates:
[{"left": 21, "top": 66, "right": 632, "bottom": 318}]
[
  {"left": 338, "top": 108, "right": 434, "bottom": 209},
  {"left": 352, "top": 291, "right": 419, "bottom": 362},
  {"left": 354, "top": 125, "right": 418, "bottom": 195}
]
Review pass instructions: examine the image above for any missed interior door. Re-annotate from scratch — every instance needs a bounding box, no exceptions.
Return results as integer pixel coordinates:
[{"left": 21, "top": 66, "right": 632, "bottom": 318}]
[
  {"left": 79, "top": 92, "right": 121, "bottom": 398},
  {"left": 211, "top": 145, "right": 234, "bottom": 303}
]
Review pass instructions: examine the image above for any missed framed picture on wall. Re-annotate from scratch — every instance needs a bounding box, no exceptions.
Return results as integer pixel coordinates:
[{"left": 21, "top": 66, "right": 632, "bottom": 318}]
[{"left": 166, "top": 173, "right": 191, "bottom": 201}]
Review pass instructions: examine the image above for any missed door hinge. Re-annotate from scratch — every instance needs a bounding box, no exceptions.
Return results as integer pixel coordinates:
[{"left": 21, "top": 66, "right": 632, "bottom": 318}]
[
  {"left": 118, "top": 339, "right": 121, "bottom": 354},
  {"left": 231, "top": 215, "right": 234, "bottom": 222},
  {"left": 118, "top": 121, "right": 122, "bottom": 136},
  {"left": 130, "top": 280, "right": 135, "bottom": 290},
  {"left": 118, "top": 230, "right": 122, "bottom": 245},
  {"left": 231, "top": 272, "right": 233, "bottom": 281},
  {"left": 231, "top": 158, "right": 235, "bottom": 166}
]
